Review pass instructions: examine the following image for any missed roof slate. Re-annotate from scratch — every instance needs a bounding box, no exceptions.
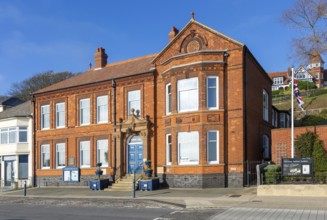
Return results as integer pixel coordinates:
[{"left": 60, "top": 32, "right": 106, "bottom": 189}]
[
  {"left": 0, "top": 101, "right": 32, "bottom": 120},
  {"left": 34, "top": 54, "right": 157, "bottom": 94},
  {"left": 1, "top": 97, "right": 24, "bottom": 106}
]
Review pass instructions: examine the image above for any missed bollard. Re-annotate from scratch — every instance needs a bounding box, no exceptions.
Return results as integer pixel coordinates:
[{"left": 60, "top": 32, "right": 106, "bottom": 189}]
[
  {"left": 23, "top": 180, "right": 26, "bottom": 196},
  {"left": 132, "top": 178, "right": 135, "bottom": 198}
]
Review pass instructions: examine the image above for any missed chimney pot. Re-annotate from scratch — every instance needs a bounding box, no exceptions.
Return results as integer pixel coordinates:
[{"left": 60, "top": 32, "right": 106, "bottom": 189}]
[
  {"left": 94, "top": 47, "right": 108, "bottom": 69},
  {"left": 168, "top": 26, "right": 179, "bottom": 42}
]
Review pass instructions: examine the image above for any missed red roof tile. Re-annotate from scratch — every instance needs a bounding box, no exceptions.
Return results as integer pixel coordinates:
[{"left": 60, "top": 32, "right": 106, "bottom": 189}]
[{"left": 34, "top": 54, "right": 157, "bottom": 94}]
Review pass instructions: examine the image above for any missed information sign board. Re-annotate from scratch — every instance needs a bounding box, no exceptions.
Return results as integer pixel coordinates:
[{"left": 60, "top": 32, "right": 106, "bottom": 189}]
[
  {"left": 282, "top": 158, "right": 313, "bottom": 176},
  {"left": 62, "top": 166, "right": 80, "bottom": 182}
]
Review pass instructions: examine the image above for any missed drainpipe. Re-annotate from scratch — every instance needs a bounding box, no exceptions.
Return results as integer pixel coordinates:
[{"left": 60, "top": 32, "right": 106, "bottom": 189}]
[
  {"left": 243, "top": 47, "right": 248, "bottom": 187},
  {"left": 223, "top": 51, "right": 229, "bottom": 187},
  {"left": 112, "top": 79, "right": 117, "bottom": 183},
  {"left": 32, "top": 94, "right": 37, "bottom": 187}
]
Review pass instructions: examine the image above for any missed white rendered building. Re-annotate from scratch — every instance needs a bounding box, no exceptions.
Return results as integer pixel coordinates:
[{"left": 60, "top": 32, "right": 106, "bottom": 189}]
[{"left": 0, "top": 101, "right": 32, "bottom": 188}]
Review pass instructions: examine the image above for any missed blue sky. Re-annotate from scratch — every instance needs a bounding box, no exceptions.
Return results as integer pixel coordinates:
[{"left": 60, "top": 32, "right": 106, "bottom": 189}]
[{"left": 0, "top": 0, "right": 302, "bottom": 96}]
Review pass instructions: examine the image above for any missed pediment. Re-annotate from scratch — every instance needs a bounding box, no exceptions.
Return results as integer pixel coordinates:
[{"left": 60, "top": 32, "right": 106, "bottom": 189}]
[
  {"left": 152, "top": 19, "right": 244, "bottom": 66},
  {"left": 118, "top": 109, "right": 149, "bottom": 133}
]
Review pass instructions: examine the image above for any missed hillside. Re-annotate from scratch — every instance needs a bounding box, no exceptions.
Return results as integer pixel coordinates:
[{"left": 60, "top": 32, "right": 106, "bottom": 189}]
[
  {"left": 273, "top": 93, "right": 327, "bottom": 111},
  {"left": 273, "top": 89, "right": 327, "bottom": 126}
]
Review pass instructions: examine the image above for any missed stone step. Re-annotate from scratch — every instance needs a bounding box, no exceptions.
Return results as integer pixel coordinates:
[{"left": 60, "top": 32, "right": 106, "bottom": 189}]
[
  {"left": 107, "top": 175, "right": 141, "bottom": 192},
  {"left": 106, "top": 186, "right": 132, "bottom": 192}
]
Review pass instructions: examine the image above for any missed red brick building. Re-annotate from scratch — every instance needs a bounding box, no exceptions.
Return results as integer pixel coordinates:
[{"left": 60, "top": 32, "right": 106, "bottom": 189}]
[{"left": 33, "top": 19, "right": 272, "bottom": 188}]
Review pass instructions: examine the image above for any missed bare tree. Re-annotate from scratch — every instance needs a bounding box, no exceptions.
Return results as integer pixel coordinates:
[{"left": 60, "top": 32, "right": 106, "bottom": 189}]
[
  {"left": 282, "top": 0, "right": 327, "bottom": 61},
  {"left": 8, "top": 70, "right": 74, "bottom": 101}
]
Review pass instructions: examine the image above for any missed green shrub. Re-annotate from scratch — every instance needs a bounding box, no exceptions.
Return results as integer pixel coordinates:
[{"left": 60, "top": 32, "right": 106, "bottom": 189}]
[
  {"left": 294, "top": 131, "right": 316, "bottom": 157},
  {"left": 272, "top": 90, "right": 281, "bottom": 96},
  {"left": 297, "top": 80, "right": 316, "bottom": 90},
  {"left": 315, "top": 171, "right": 327, "bottom": 183},
  {"left": 264, "top": 164, "right": 281, "bottom": 184},
  {"left": 295, "top": 131, "right": 327, "bottom": 181},
  {"left": 320, "top": 109, "right": 327, "bottom": 117},
  {"left": 302, "top": 115, "right": 327, "bottom": 126}
]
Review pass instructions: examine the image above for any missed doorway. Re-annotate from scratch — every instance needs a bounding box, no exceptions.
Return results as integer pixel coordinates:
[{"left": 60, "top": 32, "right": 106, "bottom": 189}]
[
  {"left": 127, "top": 135, "right": 143, "bottom": 174},
  {"left": 4, "top": 161, "right": 14, "bottom": 187}
]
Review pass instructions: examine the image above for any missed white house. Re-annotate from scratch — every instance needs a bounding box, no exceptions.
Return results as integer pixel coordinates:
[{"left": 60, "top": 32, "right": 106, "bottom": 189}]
[{"left": 0, "top": 101, "right": 33, "bottom": 189}]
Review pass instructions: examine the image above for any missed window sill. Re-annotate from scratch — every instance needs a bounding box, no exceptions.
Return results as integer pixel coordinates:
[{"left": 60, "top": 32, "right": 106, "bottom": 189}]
[
  {"left": 178, "top": 162, "right": 199, "bottom": 165},
  {"left": 207, "top": 162, "right": 219, "bottom": 165},
  {"left": 96, "top": 121, "right": 108, "bottom": 124},
  {"left": 41, "top": 128, "right": 50, "bottom": 131},
  {"left": 80, "top": 123, "right": 91, "bottom": 126}
]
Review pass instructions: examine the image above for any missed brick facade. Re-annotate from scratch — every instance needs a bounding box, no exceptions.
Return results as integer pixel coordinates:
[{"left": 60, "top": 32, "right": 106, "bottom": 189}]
[
  {"left": 272, "top": 125, "right": 327, "bottom": 164},
  {"left": 33, "top": 19, "right": 272, "bottom": 188}
]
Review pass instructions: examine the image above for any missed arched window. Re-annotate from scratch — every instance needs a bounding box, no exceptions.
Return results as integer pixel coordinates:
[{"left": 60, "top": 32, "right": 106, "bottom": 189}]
[
  {"left": 263, "top": 135, "right": 270, "bottom": 160},
  {"left": 263, "top": 90, "right": 269, "bottom": 122}
]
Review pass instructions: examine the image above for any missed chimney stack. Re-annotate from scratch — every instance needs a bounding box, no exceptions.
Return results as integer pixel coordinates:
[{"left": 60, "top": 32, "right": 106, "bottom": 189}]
[
  {"left": 94, "top": 47, "right": 108, "bottom": 69},
  {"left": 168, "top": 26, "right": 179, "bottom": 42}
]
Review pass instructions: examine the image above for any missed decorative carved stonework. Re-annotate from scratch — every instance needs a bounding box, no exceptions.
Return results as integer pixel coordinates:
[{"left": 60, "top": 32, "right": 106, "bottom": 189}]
[
  {"left": 165, "top": 118, "right": 171, "bottom": 126},
  {"left": 180, "top": 30, "right": 208, "bottom": 54},
  {"left": 186, "top": 40, "right": 200, "bottom": 53},
  {"left": 176, "top": 115, "right": 199, "bottom": 124},
  {"left": 207, "top": 114, "right": 220, "bottom": 122}
]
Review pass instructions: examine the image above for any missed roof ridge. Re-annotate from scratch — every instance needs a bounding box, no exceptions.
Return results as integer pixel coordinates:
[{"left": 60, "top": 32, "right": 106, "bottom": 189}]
[{"left": 104, "top": 53, "right": 158, "bottom": 68}]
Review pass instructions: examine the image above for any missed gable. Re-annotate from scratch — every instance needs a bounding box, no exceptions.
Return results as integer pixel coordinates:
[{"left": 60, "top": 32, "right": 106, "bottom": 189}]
[
  {"left": 152, "top": 19, "right": 244, "bottom": 66},
  {"left": 295, "top": 66, "right": 313, "bottom": 79}
]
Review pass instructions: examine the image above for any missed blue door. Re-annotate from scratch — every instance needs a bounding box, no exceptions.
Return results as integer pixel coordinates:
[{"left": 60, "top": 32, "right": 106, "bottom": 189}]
[{"left": 128, "top": 144, "right": 143, "bottom": 174}]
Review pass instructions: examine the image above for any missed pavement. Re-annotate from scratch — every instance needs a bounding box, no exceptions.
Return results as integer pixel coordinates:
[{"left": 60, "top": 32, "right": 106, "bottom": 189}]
[{"left": 1, "top": 186, "right": 327, "bottom": 219}]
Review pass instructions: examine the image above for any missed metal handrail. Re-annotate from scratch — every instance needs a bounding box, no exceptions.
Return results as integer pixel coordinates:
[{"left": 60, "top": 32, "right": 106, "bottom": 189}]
[
  {"left": 114, "top": 166, "right": 121, "bottom": 183},
  {"left": 132, "top": 162, "right": 144, "bottom": 198}
]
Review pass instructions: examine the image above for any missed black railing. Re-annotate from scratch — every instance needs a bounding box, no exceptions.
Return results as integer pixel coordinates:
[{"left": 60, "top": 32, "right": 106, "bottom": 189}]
[
  {"left": 132, "top": 163, "right": 143, "bottom": 198},
  {"left": 263, "top": 173, "right": 327, "bottom": 185},
  {"left": 245, "top": 160, "right": 263, "bottom": 186}
]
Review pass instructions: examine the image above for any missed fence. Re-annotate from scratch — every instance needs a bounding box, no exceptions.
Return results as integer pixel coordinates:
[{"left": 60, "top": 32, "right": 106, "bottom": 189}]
[
  {"left": 263, "top": 173, "right": 327, "bottom": 185},
  {"left": 245, "top": 160, "right": 263, "bottom": 186},
  {"left": 273, "top": 88, "right": 327, "bottom": 104}
]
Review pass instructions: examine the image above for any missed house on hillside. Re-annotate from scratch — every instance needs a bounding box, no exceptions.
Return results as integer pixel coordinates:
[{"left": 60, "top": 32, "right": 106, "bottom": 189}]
[
  {"left": 269, "top": 52, "right": 327, "bottom": 90},
  {"left": 0, "top": 101, "right": 33, "bottom": 188},
  {"left": 32, "top": 18, "right": 272, "bottom": 188},
  {"left": 269, "top": 70, "right": 290, "bottom": 91}
]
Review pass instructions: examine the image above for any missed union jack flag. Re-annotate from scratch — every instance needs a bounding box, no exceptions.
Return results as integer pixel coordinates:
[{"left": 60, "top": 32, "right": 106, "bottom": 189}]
[{"left": 293, "top": 79, "right": 305, "bottom": 112}]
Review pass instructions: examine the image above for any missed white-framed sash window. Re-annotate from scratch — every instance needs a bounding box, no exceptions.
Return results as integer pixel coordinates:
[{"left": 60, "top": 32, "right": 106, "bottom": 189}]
[
  {"left": 128, "top": 90, "right": 141, "bottom": 116},
  {"left": 207, "top": 130, "right": 219, "bottom": 164},
  {"left": 178, "top": 131, "right": 199, "bottom": 165},
  {"left": 80, "top": 141, "right": 90, "bottom": 167},
  {"left": 177, "top": 77, "right": 198, "bottom": 112},
  {"left": 41, "top": 144, "right": 50, "bottom": 169},
  {"left": 207, "top": 77, "right": 218, "bottom": 109},
  {"left": 56, "top": 143, "right": 65, "bottom": 168},
  {"left": 166, "top": 134, "right": 172, "bottom": 165},
  {"left": 166, "top": 83, "right": 172, "bottom": 115},
  {"left": 97, "top": 139, "right": 108, "bottom": 167},
  {"left": 41, "top": 105, "right": 50, "bottom": 130},
  {"left": 97, "top": 96, "right": 108, "bottom": 123},
  {"left": 80, "top": 98, "right": 90, "bottom": 125},
  {"left": 56, "top": 102, "right": 65, "bottom": 128}
]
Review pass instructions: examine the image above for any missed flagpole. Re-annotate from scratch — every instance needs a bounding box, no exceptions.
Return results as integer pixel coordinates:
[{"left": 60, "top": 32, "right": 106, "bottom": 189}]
[{"left": 291, "top": 66, "right": 294, "bottom": 158}]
